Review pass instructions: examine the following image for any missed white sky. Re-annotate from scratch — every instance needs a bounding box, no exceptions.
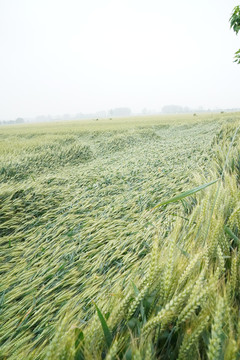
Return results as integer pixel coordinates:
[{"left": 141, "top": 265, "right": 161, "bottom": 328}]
[{"left": 0, "top": 0, "right": 240, "bottom": 119}]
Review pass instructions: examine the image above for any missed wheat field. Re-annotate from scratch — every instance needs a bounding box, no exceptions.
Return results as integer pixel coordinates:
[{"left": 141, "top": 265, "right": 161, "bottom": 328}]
[{"left": 1, "top": 112, "right": 240, "bottom": 359}]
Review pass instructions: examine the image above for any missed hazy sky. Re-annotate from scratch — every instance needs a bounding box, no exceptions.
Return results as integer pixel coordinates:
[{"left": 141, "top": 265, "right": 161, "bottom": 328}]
[{"left": 0, "top": 0, "right": 240, "bottom": 119}]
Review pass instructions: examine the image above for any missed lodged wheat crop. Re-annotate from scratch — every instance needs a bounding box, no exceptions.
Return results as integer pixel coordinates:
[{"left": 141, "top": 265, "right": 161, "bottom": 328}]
[{"left": 1, "top": 113, "right": 240, "bottom": 359}]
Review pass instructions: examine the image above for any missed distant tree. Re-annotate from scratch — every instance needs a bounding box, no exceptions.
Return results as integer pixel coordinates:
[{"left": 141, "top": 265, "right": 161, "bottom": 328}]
[
  {"left": 63, "top": 114, "right": 70, "bottom": 120},
  {"left": 15, "top": 117, "right": 24, "bottom": 124},
  {"left": 162, "top": 105, "right": 183, "bottom": 114},
  {"left": 108, "top": 108, "right": 131, "bottom": 117},
  {"left": 230, "top": 5, "right": 240, "bottom": 64}
]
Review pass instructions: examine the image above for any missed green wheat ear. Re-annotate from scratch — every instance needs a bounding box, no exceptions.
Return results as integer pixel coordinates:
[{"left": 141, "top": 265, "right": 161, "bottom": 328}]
[
  {"left": 207, "top": 297, "right": 225, "bottom": 360},
  {"left": 177, "top": 314, "right": 209, "bottom": 360},
  {"left": 105, "top": 339, "right": 118, "bottom": 360}
]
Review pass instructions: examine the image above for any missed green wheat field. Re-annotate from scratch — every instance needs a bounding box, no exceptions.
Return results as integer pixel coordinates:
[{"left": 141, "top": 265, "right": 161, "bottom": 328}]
[{"left": 1, "top": 112, "right": 240, "bottom": 359}]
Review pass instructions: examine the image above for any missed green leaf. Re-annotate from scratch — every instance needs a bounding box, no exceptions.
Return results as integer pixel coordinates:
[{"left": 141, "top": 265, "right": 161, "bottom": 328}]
[
  {"left": 105, "top": 311, "right": 110, "bottom": 321},
  {"left": 230, "top": 6, "right": 240, "bottom": 34},
  {"left": 176, "top": 244, "right": 190, "bottom": 258},
  {"left": 94, "top": 303, "right": 112, "bottom": 348},
  {"left": 75, "top": 329, "right": 84, "bottom": 346},
  {"left": 224, "top": 226, "right": 240, "bottom": 245},
  {"left": 140, "top": 300, "right": 146, "bottom": 322},
  {"left": 153, "top": 178, "right": 219, "bottom": 209},
  {"left": 170, "top": 213, "right": 190, "bottom": 221},
  {"left": 131, "top": 281, "right": 140, "bottom": 296},
  {"left": 75, "top": 329, "right": 84, "bottom": 360},
  {"left": 125, "top": 347, "right": 132, "bottom": 360},
  {"left": 127, "top": 318, "right": 137, "bottom": 329}
]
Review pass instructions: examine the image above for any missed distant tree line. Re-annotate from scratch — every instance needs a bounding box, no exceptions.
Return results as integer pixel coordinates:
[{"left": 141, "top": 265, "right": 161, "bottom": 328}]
[
  {"left": 0, "top": 108, "right": 134, "bottom": 125},
  {"left": 162, "top": 105, "right": 191, "bottom": 114},
  {"left": 108, "top": 107, "right": 132, "bottom": 117},
  {"left": 0, "top": 117, "right": 24, "bottom": 125},
  {"left": 161, "top": 105, "right": 240, "bottom": 114}
]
